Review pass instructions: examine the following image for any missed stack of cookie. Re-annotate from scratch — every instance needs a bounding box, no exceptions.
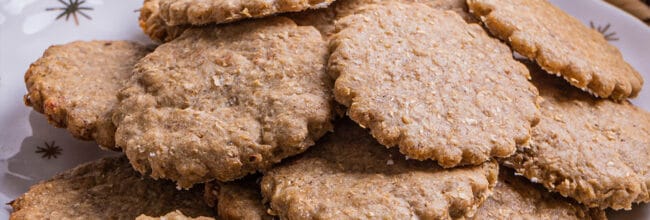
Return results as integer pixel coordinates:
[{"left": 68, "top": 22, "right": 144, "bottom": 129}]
[{"left": 11, "top": 0, "right": 648, "bottom": 219}]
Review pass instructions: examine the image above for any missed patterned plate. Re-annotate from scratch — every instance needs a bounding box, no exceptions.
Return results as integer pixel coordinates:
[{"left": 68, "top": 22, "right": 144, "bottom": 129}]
[{"left": 0, "top": 0, "right": 648, "bottom": 219}]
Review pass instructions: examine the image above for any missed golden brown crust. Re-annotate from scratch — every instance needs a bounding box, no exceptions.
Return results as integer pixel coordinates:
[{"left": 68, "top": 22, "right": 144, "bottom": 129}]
[
  {"left": 468, "top": 0, "right": 644, "bottom": 100},
  {"left": 204, "top": 178, "right": 273, "bottom": 220},
  {"left": 139, "top": 0, "right": 189, "bottom": 43},
  {"left": 504, "top": 63, "right": 650, "bottom": 210},
  {"left": 261, "top": 119, "right": 499, "bottom": 219},
  {"left": 23, "top": 40, "right": 150, "bottom": 149},
  {"left": 329, "top": 2, "right": 540, "bottom": 167},
  {"left": 473, "top": 167, "right": 606, "bottom": 220},
  {"left": 10, "top": 157, "right": 214, "bottom": 220},
  {"left": 114, "top": 17, "right": 334, "bottom": 188},
  {"left": 158, "top": 0, "right": 335, "bottom": 26}
]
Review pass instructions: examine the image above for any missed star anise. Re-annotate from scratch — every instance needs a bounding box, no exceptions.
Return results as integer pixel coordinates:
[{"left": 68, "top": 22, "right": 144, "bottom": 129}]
[
  {"left": 590, "top": 21, "right": 619, "bottom": 41},
  {"left": 46, "top": 0, "right": 93, "bottom": 26},
  {"left": 35, "top": 141, "right": 62, "bottom": 159}
]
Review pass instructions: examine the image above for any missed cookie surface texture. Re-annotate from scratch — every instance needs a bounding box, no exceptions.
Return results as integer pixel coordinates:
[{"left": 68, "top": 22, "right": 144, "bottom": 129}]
[
  {"left": 261, "top": 119, "right": 499, "bottom": 219},
  {"left": 329, "top": 1, "right": 540, "bottom": 167},
  {"left": 473, "top": 167, "right": 606, "bottom": 219},
  {"left": 114, "top": 17, "right": 334, "bottom": 188},
  {"left": 10, "top": 157, "right": 214, "bottom": 219},
  {"left": 334, "top": 0, "right": 476, "bottom": 22},
  {"left": 24, "top": 40, "right": 150, "bottom": 149},
  {"left": 468, "top": 0, "right": 643, "bottom": 100},
  {"left": 505, "top": 64, "right": 650, "bottom": 210}
]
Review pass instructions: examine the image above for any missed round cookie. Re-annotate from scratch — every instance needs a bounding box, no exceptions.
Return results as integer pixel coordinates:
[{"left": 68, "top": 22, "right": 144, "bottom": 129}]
[
  {"left": 204, "top": 178, "right": 273, "bottom": 220},
  {"left": 10, "top": 156, "right": 214, "bottom": 219},
  {"left": 261, "top": 119, "right": 499, "bottom": 219},
  {"left": 24, "top": 41, "right": 150, "bottom": 149},
  {"left": 467, "top": 0, "right": 644, "bottom": 100},
  {"left": 473, "top": 167, "right": 606, "bottom": 219},
  {"left": 504, "top": 64, "right": 650, "bottom": 210},
  {"left": 329, "top": 2, "right": 540, "bottom": 167},
  {"left": 114, "top": 17, "right": 334, "bottom": 188},
  {"left": 158, "top": 0, "right": 335, "bottom": 26}
]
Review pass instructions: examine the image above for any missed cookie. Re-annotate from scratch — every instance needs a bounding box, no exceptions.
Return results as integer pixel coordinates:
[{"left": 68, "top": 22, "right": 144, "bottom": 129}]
[
  {"left": 204, "top": 178, "right": 273, "bottom": 220},
  {"left": 329, "top": 2, "right": 540, "bottom": 167},
  {"left": 504, "top": 63, "right": 650, "bottom": 210},
  {"left": 137, "top": 211, "right": 214, "bottom": 220},
  {"left": 467, "top": 0, "right": 644, "bottom": 100},
  {"left": 114, "top": 17, "right": 334, "bottom": 188},
  {"left": 24, "top": 41, "right": 150, "bottom": 149},
  {"left": 141, "top": 0, "right": 475, "bottom": 42},
  {"left": 473, "top": 167, "right": 606, "bottom": 219},
  {"left": 10, "top": 156, "right": 214, "bottom": 219},
  {"left": 139, "top": 0, "right": 189, "bottom": 43},
  {"left": 158, "top": 0, "right": 335, "bottom": 26},
  {"left": 261, "top": 119, "right": 499, "bottom": 219}
]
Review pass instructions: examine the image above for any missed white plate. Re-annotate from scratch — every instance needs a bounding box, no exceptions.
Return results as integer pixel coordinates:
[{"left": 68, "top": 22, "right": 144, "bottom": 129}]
[{"left": 0, "top": 0, "right": 648, "bottom": 219}]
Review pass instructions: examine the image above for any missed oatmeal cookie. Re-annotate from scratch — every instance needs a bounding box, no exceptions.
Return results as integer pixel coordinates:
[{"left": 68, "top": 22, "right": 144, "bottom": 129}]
[
  {"left": 468, "top": 0, "right": 644, "bottom": 100},
  {"left": 114, "top": 17, "right": 334, "bottom": 188},
  {"left": 24, "top": 41, "right": 150, "bottom": 149},
  {"left": 329, "top": 1, "right": 540, "bottom": 167}
]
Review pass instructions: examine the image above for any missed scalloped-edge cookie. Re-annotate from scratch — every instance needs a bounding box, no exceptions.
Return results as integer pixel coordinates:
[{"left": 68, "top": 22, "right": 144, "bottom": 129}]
[
  {"left": 24, "top": 41, "right": 151, "bottom": 149},
  {"left": 114, "top": 17, "right": 334, "bottom": 188},
  {"left": 504, "top": 63, "right": 650, "bottom": 210},
  {"left": 468, "top": 0, "right": 643, "bottom": 100},
  {"left": 10, "top": 156, "right": 214, "bottom": 219},
  {"left": 329, "top": 1, "right": 540, "bottom": 167},
  {"left": 262, "top": 119, "right": 499, "bottom": 219}
]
